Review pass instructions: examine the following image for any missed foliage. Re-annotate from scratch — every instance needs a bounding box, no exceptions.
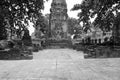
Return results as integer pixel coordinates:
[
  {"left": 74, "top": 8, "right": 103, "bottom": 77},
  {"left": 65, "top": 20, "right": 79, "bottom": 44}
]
[
  {"left": 0, "top": 0, "right": 47, "bottom": 40},
  {"left": 67, "top": 18, "right": 80, "bottom": 35},
  {"left": 35, "top": 14, "right": 49, "bottom": 38},
  {"left": 72, "top": 0, "right": 120, "bottom": 32},
  {"left": 22, "top": 28, "right": 32, "bottom": 46},
  {"left": 0, "top": 16, "right": 7, "bottom": 40}
]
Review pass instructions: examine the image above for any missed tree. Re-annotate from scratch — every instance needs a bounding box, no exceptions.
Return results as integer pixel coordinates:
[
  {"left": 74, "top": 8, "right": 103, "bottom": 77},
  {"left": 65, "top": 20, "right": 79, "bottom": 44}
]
[
  {"left": 72, "top": 0, "right": 120, "bottom": 32},
  {"left": 22, "top": 28, "right": 32, "bottom": 46},
  {"left": 0, "top": 0, "right": 47, "bottom": 40},
  {"left": 113, "top": 12, "right": 120, "bottom": 43},
  {"left": 0, "top": 15, "right": 7, "bottom": 40},
  {"left": 67, "top": 18, "right": 79, "bottom": 35},
  {"left": 35, "top": 15, "right": 49, "bottom": 39}
]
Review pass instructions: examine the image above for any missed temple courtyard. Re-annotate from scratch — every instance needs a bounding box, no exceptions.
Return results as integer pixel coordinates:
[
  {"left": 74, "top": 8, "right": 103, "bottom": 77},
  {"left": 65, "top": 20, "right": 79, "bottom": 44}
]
[{"left": 0, "top": 49, "right": 120, "bottom": 80}]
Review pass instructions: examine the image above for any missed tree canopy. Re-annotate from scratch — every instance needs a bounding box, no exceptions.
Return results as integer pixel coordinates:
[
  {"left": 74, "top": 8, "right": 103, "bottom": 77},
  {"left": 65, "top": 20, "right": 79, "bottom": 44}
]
[
  {"left": 0, "top": 0, "right": 47, "bottom": 40},
  {"left": 35, "top": 14, "right": 49, "bottom": 39},
  {"left": 72, "top": 0, "right": 120, "bottom": 32},
  {"left": 67, "top": 18, "right": 79, "bottom": 35}
]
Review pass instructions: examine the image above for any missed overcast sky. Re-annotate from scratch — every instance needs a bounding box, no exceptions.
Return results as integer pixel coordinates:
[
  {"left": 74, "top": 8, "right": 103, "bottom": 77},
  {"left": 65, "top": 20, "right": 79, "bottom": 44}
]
[{"left": 42, "top": 0, "right": 83, "bottom": 19}]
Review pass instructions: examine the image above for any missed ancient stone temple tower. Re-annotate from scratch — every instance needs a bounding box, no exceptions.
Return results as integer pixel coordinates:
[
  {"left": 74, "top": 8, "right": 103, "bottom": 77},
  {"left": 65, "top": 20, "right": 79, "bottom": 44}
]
[{"left": 49, "top": 0, "right": 68, "bottom": 40}]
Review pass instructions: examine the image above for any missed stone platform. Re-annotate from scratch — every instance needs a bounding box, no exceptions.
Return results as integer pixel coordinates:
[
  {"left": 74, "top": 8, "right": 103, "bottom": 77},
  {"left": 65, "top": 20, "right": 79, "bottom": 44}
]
[{"left": 45, "top": 39, "right": 72, "bottom": 49}]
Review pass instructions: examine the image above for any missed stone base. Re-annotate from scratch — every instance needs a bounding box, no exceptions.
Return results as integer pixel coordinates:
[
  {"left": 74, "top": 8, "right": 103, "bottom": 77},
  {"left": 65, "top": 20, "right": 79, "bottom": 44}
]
[{"left": 46, "top": 39, "right": 72, "bottom": 49}]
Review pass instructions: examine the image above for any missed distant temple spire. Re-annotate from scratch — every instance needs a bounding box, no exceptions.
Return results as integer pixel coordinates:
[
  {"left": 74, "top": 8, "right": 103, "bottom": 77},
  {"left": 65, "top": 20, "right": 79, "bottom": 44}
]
[{"left": 49, "top": 0, "right": 68, "bottom": 40}]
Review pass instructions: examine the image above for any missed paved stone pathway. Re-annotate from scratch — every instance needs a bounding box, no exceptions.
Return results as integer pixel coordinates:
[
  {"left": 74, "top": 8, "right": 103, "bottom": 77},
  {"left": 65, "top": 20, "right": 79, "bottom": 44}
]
[{"left": 0, "top": 49, "right": 120, "bottom": 80}]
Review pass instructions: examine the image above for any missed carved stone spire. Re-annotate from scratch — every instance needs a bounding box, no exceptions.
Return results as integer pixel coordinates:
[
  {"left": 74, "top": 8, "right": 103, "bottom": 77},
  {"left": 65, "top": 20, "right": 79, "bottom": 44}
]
[{"left": 49, "top": 0, "right": 68, "bottom": 40}]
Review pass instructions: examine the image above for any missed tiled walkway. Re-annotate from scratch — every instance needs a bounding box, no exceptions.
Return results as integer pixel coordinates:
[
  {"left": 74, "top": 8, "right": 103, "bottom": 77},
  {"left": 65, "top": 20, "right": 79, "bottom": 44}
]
[{"left": 0, "top": 49, "right": 120, "bottom": 80}]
